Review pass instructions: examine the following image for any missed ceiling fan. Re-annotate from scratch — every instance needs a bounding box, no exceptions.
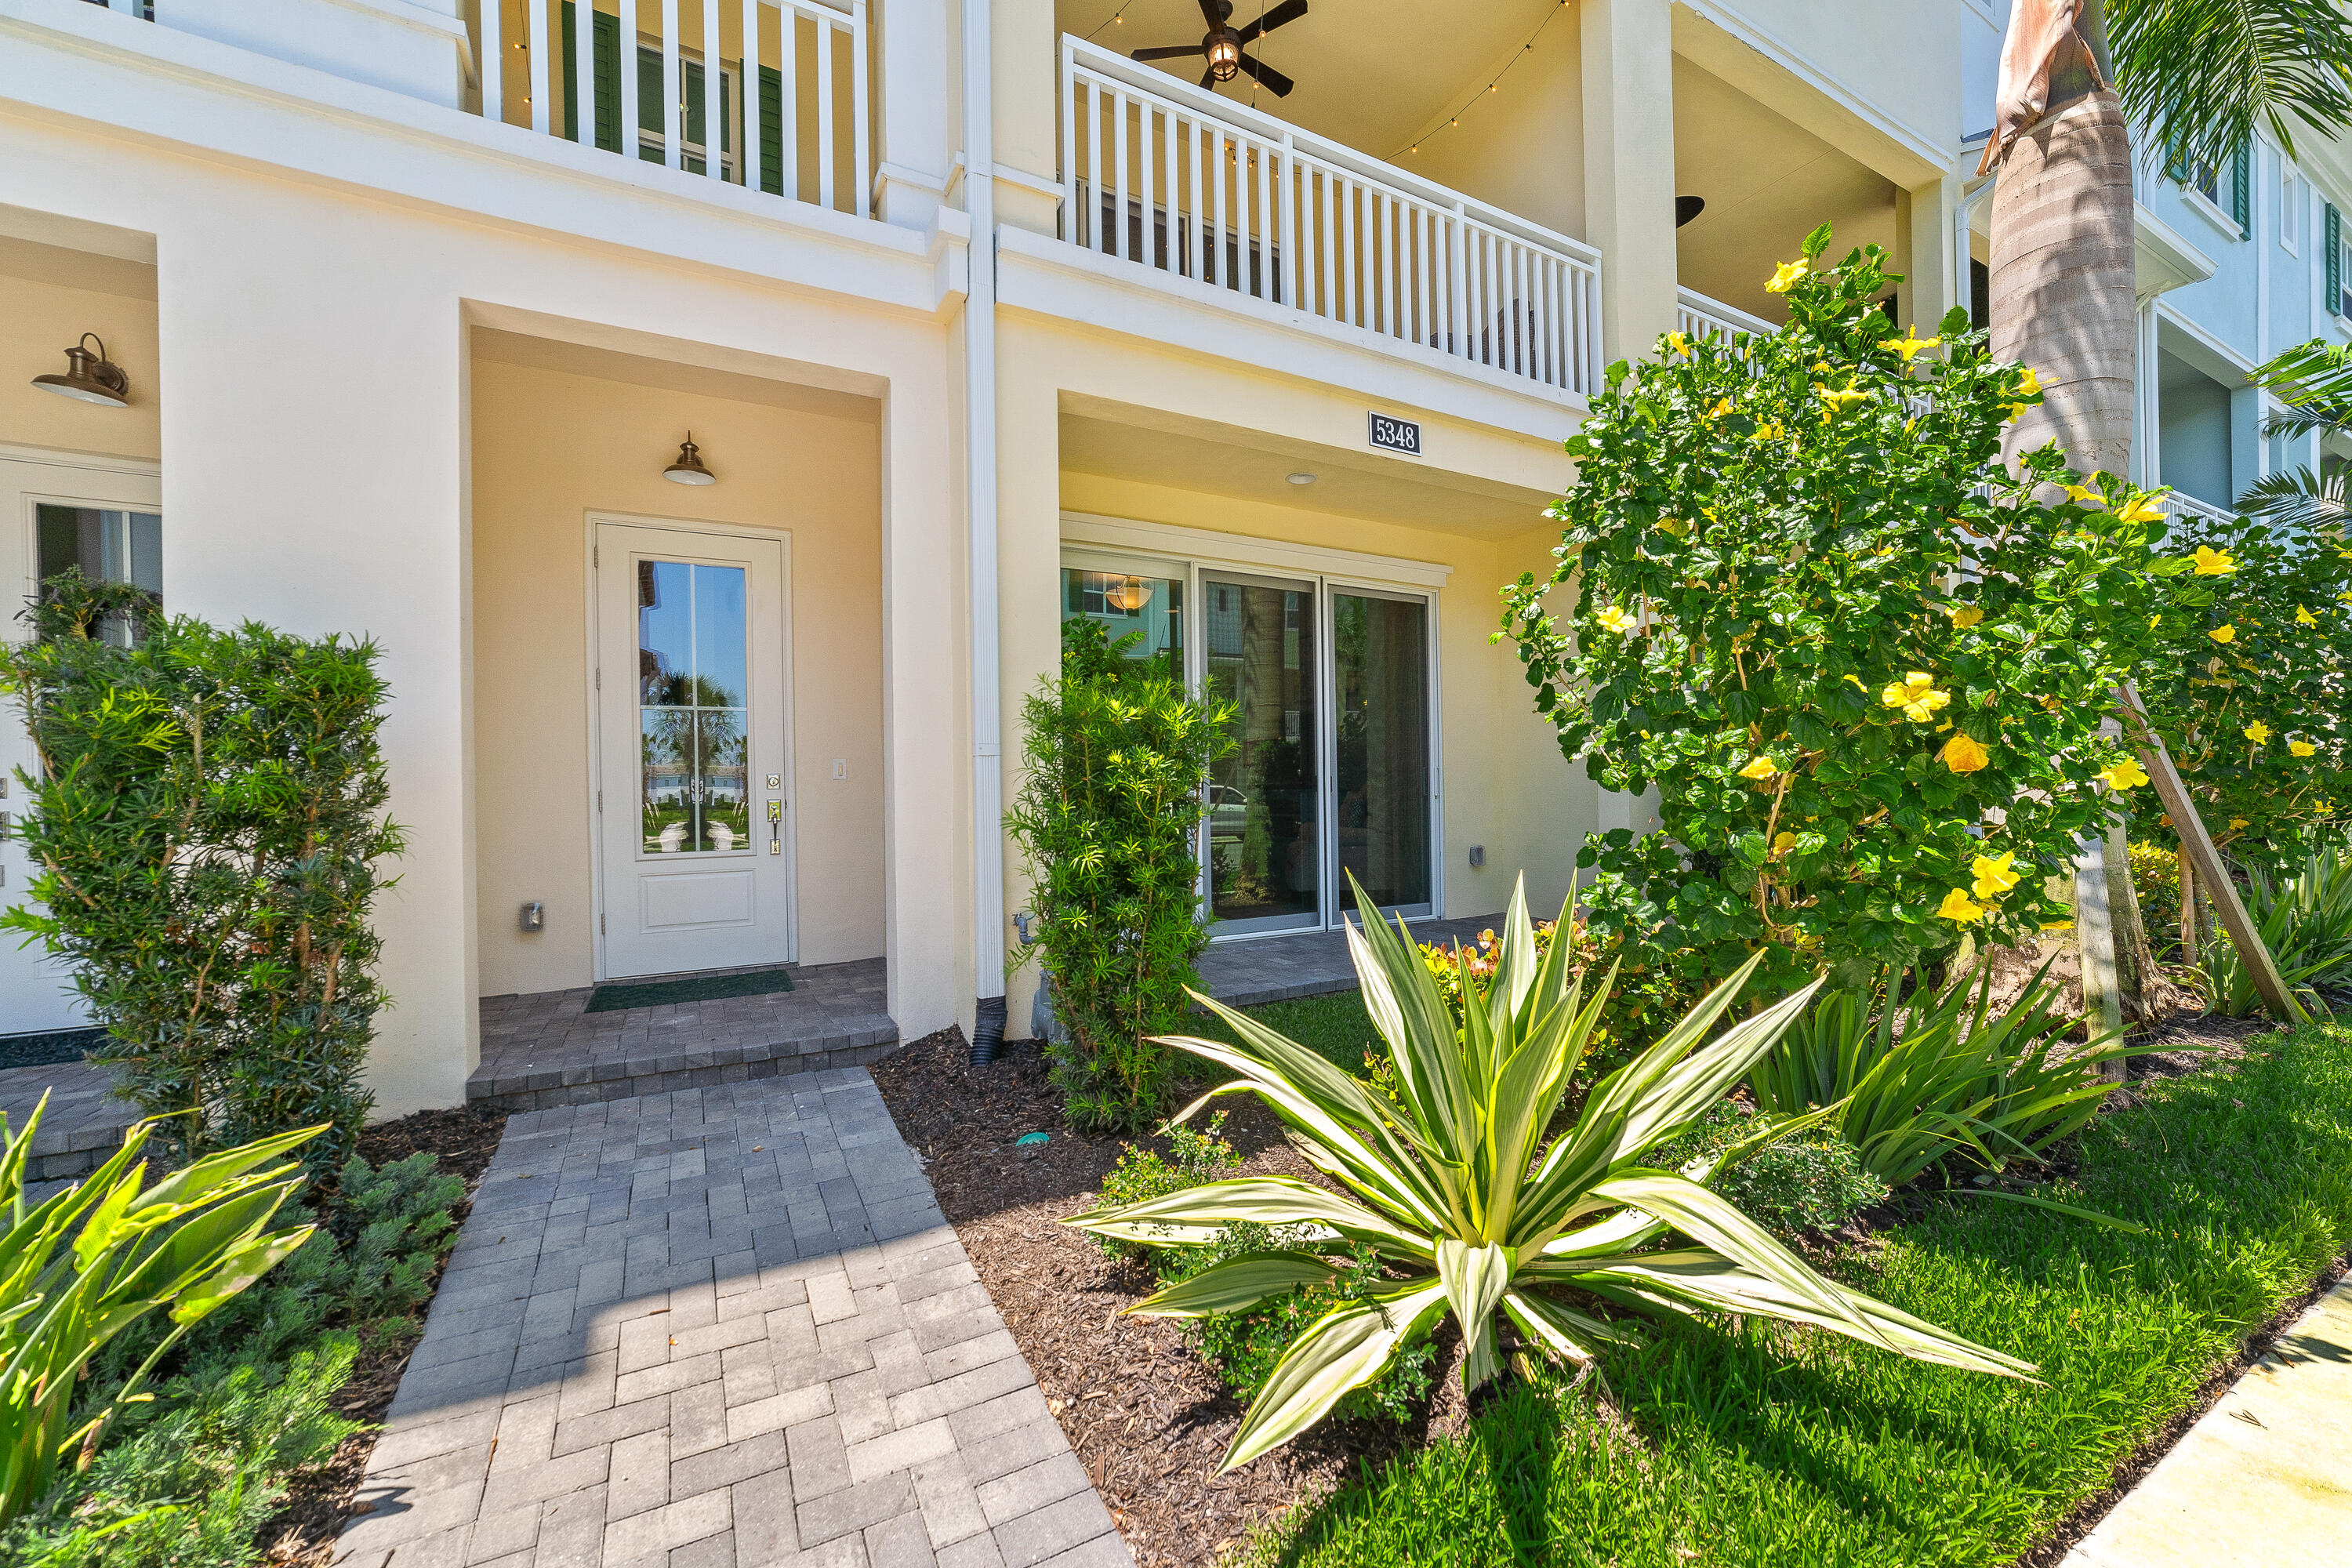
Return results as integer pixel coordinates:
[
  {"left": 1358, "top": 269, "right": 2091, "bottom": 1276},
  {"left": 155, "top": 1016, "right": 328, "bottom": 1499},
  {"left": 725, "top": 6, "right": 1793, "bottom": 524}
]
[{"left": 1131, "top": 0, "right": 1307, "bottom": 97}]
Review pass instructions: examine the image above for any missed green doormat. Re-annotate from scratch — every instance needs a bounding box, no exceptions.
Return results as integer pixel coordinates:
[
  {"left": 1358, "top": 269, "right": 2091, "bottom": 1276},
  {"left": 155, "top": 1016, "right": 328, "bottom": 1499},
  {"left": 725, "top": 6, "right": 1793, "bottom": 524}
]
[{"left": 586, "top": 967, "right": 796, "bottom": 1013}]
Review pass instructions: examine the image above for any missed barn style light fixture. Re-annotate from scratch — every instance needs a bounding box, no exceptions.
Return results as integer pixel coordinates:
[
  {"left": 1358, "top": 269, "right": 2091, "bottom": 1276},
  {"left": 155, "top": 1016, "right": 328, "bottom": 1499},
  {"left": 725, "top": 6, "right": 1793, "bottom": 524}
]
[
  {"left": 31, "top": 333, "right": 130, "bottom": 408},
  {"left": 663, "top": 432, "right": 717, "bottom": 486}
]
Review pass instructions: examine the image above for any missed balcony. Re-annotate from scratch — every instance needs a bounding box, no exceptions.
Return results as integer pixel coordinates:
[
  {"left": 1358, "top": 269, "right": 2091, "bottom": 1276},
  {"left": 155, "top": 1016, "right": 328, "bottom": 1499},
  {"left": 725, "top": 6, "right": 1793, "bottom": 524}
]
[
  {"left": 1677, "top": 286, "right": 1774, "bottom": 349},
  {"left": 1054, "top": 36, "right": 1602, "bottom": 401},
  {"left": 74, "top": 0, "right": 874, "bottom": 223}
]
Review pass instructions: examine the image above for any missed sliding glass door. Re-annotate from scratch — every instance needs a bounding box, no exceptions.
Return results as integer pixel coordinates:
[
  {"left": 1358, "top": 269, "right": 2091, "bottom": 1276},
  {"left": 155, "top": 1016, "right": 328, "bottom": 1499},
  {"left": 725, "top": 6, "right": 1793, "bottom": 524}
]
[
  {"left": 1060, "top": 547, "right": 1439, "bottom": 938},
  {"left": 1332, "top": 590, "right": 1432, "bottom": 917},
  {"left": 1203, "top": 573, "right": 1321, "bottom": 934}
]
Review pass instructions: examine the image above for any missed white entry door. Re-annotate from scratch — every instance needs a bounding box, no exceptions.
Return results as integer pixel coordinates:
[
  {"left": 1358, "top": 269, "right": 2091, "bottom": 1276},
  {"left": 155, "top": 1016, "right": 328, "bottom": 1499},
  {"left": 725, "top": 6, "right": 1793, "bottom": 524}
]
[
  {"left": 594, "top": 520, "right": 792, "bottom": 979},
  {"left": 2, "top": 449, "right": 164, "bottom": 1036}
]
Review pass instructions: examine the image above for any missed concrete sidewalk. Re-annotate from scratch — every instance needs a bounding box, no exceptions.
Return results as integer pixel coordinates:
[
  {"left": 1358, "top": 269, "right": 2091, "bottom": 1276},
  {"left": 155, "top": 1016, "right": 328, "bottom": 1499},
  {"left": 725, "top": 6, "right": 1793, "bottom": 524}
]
[{"left": 2062, "top": 1274, "right": 2352, "bottom": 1567}]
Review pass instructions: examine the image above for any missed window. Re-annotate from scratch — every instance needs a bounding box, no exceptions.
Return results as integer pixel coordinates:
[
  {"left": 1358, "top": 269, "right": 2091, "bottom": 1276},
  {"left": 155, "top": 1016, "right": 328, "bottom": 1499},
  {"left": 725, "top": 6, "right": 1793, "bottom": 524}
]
[
  {"left": 34, "top": 503, "right": 161, "bottom": 646},
  {"left": 2282, "top": 169, "right": 2303, "bottom": 255},
  {"left": 1060, "top": 544, "right": 1439, "bottom": 934},
  {"left": 2170, "top": 140, "right": 2251, "bottom": 237}
]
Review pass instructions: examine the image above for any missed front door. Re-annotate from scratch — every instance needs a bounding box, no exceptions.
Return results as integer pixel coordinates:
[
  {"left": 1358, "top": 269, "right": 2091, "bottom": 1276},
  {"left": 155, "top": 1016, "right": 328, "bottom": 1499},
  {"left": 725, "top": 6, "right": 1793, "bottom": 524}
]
[
  {"left": 2, "top": 452, "right": 164, "bottom": 1036},
  {"left": 594, "top": 520, "right": 790, "bottom": 979}
]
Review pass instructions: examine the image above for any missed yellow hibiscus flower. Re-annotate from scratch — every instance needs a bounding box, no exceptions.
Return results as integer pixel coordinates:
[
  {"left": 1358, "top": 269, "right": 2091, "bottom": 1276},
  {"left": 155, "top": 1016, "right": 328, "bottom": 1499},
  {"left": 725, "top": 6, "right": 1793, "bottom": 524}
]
[
  {"left": 1765, "top": 260, "right": 1808, "bottom": 294},
  {"left": 1880, "top": 672, "right": 1951, "bottom": 722},
  {"left": 2245, "top": 721, "right": 2273, "bottom": 745},
  {"left": 1737, "top": 755, "right": 1780, "bottom": 780},
  {"left": 1936, "top": 888, "right": 1988, "bottom": 925},
  {"left": 2209, "top": 624, "right": 2235, "bottom": 643},
  {"left": 1771, "top": 831, "right": 1798, "bottom": 858},
  {"left": 2296, "top": 605, "right": 2319, "bottom": 626},
  {"left": 1947, "top": 603, "right": 1984, "bottom": 630},
  {"left": 1878, "top": 329, "right": 1940, "bottom": 362},
  {"left": 2290, "top": 739, "right": 2318, "bottom": 757},
  {"left": 2191, "top": 545, "right": 2238, "bottom": 575},
  {"left": 1595, "top": 605, "right": 1639, "bottom": 634},
  {"left": 1665, "top": 332, "right": 1690, "bottom": 355},
  {"left": 2097, "top": 757, "right": 2151, "bottom": 791},
  {"left": 1750, "top": 422, "right": 1784, "bottom": 442},
  {"left": 1817, "top": 384, "right": 1870, "bottom": 415},
  {"left": 2004, "top": 366, "right": 2042, "bottom": 418},
  {"left": 1971, "top": 851, "right": 2021, "bottom": 899},
  {"left": 1940, "top": 732, "right": 1991, "bottom": 773}
]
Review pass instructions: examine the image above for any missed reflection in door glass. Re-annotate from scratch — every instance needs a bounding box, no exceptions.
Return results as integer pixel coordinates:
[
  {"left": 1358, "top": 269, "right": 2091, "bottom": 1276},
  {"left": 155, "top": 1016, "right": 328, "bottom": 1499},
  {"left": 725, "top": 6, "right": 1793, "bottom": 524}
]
[
  {"left": 637, "top": 560, "right": 751, "bottom": 854},
  {"left": 35, "top": 505, "right": 162, "bottom": 646},
  {"left": 1061, "top": 568, "right": 1182, "bottom": 668},
  {"left": 1204, "top": 579, "right": 1319, "bottom": 929},
  {"left": 1334, "top": 593, "right": 1431, "bottom": 913}
]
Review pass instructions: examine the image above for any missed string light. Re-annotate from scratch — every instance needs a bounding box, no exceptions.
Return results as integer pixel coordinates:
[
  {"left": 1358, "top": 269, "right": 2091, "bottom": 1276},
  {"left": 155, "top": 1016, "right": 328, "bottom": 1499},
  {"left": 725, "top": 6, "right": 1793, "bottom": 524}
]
[{"left": 1396, "top": 4, "right": 1571, "bottom": 158}]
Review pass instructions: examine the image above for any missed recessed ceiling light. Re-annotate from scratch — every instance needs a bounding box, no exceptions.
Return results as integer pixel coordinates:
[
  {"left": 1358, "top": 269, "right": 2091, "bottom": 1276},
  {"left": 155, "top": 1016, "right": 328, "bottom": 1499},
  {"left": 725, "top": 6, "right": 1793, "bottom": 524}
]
[{"left": 1287, "top": 472, "right": 1317, "bottom": 485}]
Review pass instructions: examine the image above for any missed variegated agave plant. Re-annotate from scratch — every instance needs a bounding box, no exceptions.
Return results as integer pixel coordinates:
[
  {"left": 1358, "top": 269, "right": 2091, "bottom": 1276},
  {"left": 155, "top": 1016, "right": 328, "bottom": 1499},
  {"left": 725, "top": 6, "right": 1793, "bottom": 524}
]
[{"left": 1068, "top": 874, "right": 2036, "bottom": 1471}]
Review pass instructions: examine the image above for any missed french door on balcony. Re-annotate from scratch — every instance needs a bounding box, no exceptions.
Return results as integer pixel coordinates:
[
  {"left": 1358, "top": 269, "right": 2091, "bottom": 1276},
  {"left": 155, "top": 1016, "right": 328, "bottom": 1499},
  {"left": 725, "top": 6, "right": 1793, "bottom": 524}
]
[{"left": 1061, "top": 547, "right": 1438, "bottom": 938}]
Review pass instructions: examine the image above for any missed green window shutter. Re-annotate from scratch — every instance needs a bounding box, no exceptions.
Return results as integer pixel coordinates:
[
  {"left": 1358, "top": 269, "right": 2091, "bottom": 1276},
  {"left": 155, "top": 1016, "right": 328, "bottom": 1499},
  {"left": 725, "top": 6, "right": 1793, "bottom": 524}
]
[
  {"left": 559, "top": 5, "right": 622, "bottom": 151},
  {"left": 2165, "top": 140, "right": 2189, "bottom": 183},
  {"left": 2232, "top": 140, "right": 2252, "bottom": 234},
  {"left": 2330, "top": 205, "right": 2343, "bottom": 315},
  {"left": 760, "top": 66, "right": 783, "bottom": 194}
]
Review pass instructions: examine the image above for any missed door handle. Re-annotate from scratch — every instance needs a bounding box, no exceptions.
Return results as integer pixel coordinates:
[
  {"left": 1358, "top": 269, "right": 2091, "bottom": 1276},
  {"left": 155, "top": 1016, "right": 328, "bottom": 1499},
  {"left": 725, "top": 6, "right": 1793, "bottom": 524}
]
[{"left": 768, "top": 797, "right": 782, "bottom": 855}]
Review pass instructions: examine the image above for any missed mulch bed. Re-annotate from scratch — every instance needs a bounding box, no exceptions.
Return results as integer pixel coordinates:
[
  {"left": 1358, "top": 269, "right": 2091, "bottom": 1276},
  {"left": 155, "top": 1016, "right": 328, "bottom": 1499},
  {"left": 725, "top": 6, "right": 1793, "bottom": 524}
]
[
  {"left": 871, "top": 1028, "right": 1469, "bottom": 1568},
  {"left": 262, "top": 1105, "right": 509, "bottom": 1566},
  {"left": 875, "top": 995, "right": 2325, "bottom": 1568}
]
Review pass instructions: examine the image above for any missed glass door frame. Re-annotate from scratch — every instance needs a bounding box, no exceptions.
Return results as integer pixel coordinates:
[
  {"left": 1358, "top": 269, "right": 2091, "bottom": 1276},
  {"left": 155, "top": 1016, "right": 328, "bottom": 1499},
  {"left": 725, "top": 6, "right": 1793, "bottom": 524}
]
[{"left": 1056, "top": 541, "right": 1443, "bottom": 942}]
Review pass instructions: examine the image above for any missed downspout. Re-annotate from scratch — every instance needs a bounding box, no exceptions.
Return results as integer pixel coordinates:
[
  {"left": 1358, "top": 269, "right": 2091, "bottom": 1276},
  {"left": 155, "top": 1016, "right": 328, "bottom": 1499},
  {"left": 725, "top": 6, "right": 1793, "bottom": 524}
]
[{"left": 963, "top": 0, "right": 1008, "bottom": 1065}]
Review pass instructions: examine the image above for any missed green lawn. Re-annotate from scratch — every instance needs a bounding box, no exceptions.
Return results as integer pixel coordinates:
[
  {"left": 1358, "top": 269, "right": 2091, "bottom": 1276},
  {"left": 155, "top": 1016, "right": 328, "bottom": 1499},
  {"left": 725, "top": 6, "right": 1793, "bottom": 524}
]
[
  {"left": 1232, "top": 1020, "right": 2352, "bottom": 1568},
  {"left": 1194, "top": 989, "right": 1382, "bottom": 1073}
]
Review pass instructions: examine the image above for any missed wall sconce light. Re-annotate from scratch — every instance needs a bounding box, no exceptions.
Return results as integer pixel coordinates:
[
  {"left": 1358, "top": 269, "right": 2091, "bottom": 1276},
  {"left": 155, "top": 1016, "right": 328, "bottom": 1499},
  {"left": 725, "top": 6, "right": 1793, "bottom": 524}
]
[
  {"left": 663, "top": 432, "right": 717, "bottom": 486},
  {"left": 31, "top": 333, "right": 130, "bottom": 408}
]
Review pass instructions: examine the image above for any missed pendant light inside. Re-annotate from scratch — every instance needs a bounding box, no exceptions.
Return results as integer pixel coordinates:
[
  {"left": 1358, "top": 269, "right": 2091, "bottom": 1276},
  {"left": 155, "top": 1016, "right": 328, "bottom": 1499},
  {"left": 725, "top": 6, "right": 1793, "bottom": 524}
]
[
  {"left": 664, "top": 433, "right": 717, "bottom": 486},
  {"left": 31, "top": 334, "right": 130, "bottom": 408}
]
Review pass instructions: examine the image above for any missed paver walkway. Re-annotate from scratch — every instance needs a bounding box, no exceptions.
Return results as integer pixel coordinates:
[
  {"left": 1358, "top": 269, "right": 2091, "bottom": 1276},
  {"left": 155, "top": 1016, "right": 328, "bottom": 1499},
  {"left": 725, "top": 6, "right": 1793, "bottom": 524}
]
[
  {"left": 336, "top": 1069, "right": 1131, "bottom": 1568},
  {"left": 2062, "top": 1274, "right": 2352, "bottom": 1566}
]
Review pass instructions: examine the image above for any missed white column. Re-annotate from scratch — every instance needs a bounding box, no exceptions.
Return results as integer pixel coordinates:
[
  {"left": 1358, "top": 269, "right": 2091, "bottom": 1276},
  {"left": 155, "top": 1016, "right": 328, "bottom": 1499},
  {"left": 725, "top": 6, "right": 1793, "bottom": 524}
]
[
  {"left": 1897, "top": 176, "right": 1962, "bottom": 332},
  {"left": 873, "top": 0, "right": 953, "bottom": 228},
  {"left": 1579, "top": 0, "right": 1678, "bottom": 366},
  {"left": 160, "top": 225, "right": 476, "bottom": 1117}
]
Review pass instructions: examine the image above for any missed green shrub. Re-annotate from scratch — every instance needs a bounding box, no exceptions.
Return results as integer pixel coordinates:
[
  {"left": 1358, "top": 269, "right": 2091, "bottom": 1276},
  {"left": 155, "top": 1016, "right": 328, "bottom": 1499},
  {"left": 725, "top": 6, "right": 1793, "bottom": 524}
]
[
  {"left": 1090, "top": 1113, "right": 1243, "bottom": 1260},
  {"left": 1073, "top": 877, "right": 2030, "bottom": 1471},
  {"left": 0, "top": 1102, "right": 321, "bottom": 1526},
  {"left": 1007, "top": 618, "right": 1236, "bottom": 1131},
  {"left": 1498, "top": 227, "right": 2176, "bottom": 1000},
  {"left": 2193, "top": 842, "right": 2352, "bottom": 1016},
  {"left": 0, "top": 1336, "right": 358, "bottom": 1568},
  {"left": 1657, "top": 1100, "right": 1889, "bottom": 1236},
  {"left": 0, "top": 574, "right": 405, "bottom": 1174},
  {"left": 1751, "top": 968, "right": 2155, "bottom": 1185}
]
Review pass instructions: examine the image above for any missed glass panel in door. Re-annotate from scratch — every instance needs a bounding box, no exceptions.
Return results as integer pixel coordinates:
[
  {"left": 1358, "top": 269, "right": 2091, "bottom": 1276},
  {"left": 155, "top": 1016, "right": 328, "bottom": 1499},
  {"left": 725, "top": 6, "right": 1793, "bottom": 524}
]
[
  {"left": 34, "top": 504, "right": 161, "bottom": 646},
  {"left": 1203, "top": 575, "right": 1319, "bottom": 931},
  {"left": 1334, "top": 591, "right": 1432, "bottom": 916},
  {"left": 636, "top": 559, "right": 752, "bottom": 855}
]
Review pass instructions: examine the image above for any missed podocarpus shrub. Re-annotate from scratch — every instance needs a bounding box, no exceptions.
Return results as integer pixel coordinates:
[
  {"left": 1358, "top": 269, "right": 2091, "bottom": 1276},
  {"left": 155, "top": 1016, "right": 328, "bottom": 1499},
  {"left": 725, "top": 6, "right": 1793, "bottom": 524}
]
[
  {"left": 0, "top": 574, "right": 405, "bottom": 1174},
  {"left": 1007, "top": 618, "right": 1236, "bottom": 1131},
  {"left": 1500, "top": 227, "right": 2177, "bottom": 998}
]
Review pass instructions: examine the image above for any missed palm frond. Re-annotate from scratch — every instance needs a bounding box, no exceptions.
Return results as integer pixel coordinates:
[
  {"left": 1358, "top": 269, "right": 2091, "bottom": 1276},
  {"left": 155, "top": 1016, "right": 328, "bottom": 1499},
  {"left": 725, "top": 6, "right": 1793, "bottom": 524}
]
[
  {"left": 2110, "top": 0, "right": 2352, "bottom": 166},
  {"left": 2241, "top": 466, "right": 2347, "bottom": 532},
  {"left": 2249, "top": 339, "right": 2352, "bottom": 439}
]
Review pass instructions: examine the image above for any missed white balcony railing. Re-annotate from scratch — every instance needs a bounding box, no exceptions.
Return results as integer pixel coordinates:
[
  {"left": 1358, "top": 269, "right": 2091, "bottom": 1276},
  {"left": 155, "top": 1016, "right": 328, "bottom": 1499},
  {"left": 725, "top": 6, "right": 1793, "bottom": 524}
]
[
  {"left": 1676, "top": 287, "right": 1775, "bottom": 348},
  {"left": 1058, "top": 37, "right": 1603, "bottom": 399},
  {"left": 2162, "top": 490, "right": 2238, "bottom": 528},
  {"left": 476, "top": 0, "right": 869, "bottom": 219}
]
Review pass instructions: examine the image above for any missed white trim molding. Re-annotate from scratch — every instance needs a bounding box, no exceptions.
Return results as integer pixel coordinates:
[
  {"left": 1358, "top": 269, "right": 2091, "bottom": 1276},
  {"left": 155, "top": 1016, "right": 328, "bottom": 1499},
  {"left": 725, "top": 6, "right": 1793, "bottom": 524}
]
[{"left": 1058, "top": 510, "right": 1453, "bottom": 590}]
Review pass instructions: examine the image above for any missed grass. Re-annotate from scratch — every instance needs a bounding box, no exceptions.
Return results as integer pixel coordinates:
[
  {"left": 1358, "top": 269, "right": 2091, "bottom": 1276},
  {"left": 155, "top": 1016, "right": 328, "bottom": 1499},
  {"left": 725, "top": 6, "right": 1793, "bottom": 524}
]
[
  {"left": 1195, "top": 989, "right": 1382, "bottom": 1073},
  {"left": 1242, "top": 1021, "right": 2352, "bottom": 1568}
]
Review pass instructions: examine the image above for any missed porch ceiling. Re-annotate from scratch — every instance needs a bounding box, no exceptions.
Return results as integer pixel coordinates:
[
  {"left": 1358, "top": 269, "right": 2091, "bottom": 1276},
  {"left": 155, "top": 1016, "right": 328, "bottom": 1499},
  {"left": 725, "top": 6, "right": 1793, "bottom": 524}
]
[
  {"left": 1672, "top": 56, "right": 1900, "bottom": 325},
  {"left": 1058, "top": 408, "right": 1561, "bottom": 539},
  {"left": 470, "top": 328, "right": 881, "bottom": 423},
  {"left": 1053, "top": 0, "right": 1566, "bottom": 164}
]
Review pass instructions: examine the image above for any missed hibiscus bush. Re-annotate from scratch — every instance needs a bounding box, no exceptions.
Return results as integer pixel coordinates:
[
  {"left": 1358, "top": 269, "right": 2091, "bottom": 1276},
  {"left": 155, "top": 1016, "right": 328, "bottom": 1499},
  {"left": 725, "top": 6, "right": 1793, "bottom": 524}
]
[
  {"left": 2135, "top": 509, "right": 2352, "bottom": 868},
  {"left": 1500, "top": 227, "right": 2179, "bottom": 997}
]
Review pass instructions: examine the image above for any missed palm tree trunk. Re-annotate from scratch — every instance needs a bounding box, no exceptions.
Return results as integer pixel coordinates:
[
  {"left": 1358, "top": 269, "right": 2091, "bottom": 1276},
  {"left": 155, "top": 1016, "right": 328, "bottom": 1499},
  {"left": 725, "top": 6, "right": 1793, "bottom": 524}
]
[{"left": 1984, "top": 0, "right": 2164, "bottom": 1020}]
